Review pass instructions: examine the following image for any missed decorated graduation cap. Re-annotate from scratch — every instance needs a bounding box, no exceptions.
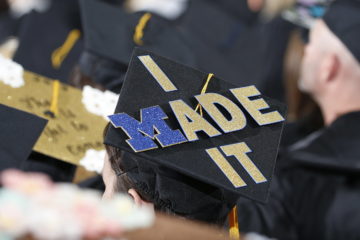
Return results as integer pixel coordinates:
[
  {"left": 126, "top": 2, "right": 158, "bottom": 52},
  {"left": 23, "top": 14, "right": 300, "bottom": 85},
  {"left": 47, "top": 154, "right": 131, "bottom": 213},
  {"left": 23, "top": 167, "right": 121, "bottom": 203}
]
[
  {"left": 0, "top": 104, "right": 47, "bottom": 171},
  {"left": 0, "top": 68, "right": 109, "bottom": 168},
  {"left": 323, "top": 0, "right": 360, "bottom": 63},
  {"left": 80, "top": 0, "right": 195, "bottom": 91},
  {"left": 0, "top": 52, "right": 112, "bottom": 181},
  {"left": 105, "top": 47, "right": 286, "bottom": 220}
]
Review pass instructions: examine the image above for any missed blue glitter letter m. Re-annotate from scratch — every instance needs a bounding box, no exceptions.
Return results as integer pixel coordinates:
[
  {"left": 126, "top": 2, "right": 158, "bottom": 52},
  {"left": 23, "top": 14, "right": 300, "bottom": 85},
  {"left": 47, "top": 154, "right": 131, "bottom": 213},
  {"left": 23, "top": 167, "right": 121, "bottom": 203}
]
[{"left": 108, "top": 106, "right": 188, "bottom": 152}]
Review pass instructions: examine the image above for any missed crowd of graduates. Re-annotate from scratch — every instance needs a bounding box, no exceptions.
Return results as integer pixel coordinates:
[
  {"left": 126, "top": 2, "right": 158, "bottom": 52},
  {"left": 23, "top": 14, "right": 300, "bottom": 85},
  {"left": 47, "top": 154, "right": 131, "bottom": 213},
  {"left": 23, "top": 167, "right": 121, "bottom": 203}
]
[{"left": 0, "top": 0, "right": 359, "bottom": 239}]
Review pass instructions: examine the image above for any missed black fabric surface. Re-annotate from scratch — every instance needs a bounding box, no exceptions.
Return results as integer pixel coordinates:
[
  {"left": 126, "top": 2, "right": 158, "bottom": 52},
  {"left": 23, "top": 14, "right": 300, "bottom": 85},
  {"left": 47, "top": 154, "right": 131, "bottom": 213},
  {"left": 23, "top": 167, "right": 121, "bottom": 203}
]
[
  {"left": 0, "top": 104, "right": 47, "bottom": 171},
  {"left": 105, "top": 48, "right": 286, "bottom": 203},
  {"left": 24, "top": 151, "right": 76, "bottom": 182},
  {"left": 79, "top": 51, "right": 127, "bottom": 93},
  {"left": 78, "top": 175, "right": 105, "bottom": 191},
  {"left": 237, "top": 111, "right": 360, "bottom": 240},
  {"left": 80, "top": 0, "right": 196, "bottom": 91},
  {"left": 178, "top": 11, "right": 294, "bottom": 102},
  {"left": 0, "top": 11, "right": 21, "bottom": 44}
]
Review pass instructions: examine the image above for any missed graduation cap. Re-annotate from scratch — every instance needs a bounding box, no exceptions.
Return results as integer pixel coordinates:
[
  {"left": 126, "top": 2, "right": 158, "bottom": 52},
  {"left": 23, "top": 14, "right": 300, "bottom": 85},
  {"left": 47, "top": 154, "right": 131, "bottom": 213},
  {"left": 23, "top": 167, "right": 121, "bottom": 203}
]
[
  {"left": 178, "top": 0, "right": 245, "bottom": 51},
  {"left": 323, "top": 0, "right": 360, "bottom": 63},
  {"left": 105, "top": 48, "right": 285, "bottom": 223},
  {"left": 0, "top": 70, "right": 109, "bottom": 167},
  {"left": 80, "top": 0, "right": 196, "bottom": 91},
  {"left": 0, "top": 104, "right": 47, "bottom": 171},
  {"left": 13, "top": 0, "right": 83, "bottom": 83},
  {"left": 206, "top": 0, "right": 258, "bottom": 23},
  {"left": 173, "top": 0, "right": 291, "bottom": 100}
]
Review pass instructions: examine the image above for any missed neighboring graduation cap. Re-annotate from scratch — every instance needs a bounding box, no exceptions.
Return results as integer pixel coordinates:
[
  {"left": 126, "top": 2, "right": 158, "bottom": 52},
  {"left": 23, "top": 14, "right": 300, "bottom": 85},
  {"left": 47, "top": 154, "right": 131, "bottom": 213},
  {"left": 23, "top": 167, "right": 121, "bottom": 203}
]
[
  {"left": 323, "top": 0, "right": 360, "bottom": 63},
  {"left": 105, "top": 48, "right": 286, "bottom": 223},
  {"left": 178, "top": 0, "right": 257, "bottom": 50},
  {"left": 173, "top": 0, "right": 292, "bottom": 101},
  {"left": 177, "top": 0, "right": 240, "bottom": 50},
  {"left": 0, "top": 11, "right": 21, "bottom": 45},
  {"left": 79, "top": 0, "right": 195, "bottom": 92},
  {"left": 13, "top": 0, "right": 83, "bottom": 83},
  {"left": 0, "top": 104, "right": 47, "bottom": 171},
  {"left": 0, "top": 70, "right": 109, "bottom": 167},
  {"left": 205, "top": 0, "right": 259, "bottom": 24}
]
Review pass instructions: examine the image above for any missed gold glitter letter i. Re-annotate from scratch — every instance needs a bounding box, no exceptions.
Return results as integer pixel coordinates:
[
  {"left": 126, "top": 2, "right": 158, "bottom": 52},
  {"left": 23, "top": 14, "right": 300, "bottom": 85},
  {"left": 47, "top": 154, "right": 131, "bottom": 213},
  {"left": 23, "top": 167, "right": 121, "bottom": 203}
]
[{"left": 138, "top": 55, "right": 178, "bottom": 92}]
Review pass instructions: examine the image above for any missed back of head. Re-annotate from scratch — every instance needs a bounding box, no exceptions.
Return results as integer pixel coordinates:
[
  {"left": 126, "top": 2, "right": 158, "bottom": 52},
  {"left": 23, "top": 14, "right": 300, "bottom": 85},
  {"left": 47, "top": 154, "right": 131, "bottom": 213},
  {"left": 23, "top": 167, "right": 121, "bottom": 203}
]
[
  {"left": 108, "top": 147, "right": 237, "bottom": 225},
  {"left": 323, "top": 0, "right": 360, "bottom": 64},
  {"left": 299, "top": 0, "right": 360, "bottom": 114}
]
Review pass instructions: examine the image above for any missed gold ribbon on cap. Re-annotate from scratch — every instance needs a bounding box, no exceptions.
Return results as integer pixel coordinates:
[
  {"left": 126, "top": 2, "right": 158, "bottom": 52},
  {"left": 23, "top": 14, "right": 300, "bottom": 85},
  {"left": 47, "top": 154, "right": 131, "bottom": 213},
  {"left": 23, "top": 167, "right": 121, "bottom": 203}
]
[
  {"left": 229, "top": 206, "right": 240, "bottom": 240},
  {"left": 133, "top": 13, "right": 152, "bottom": 46},
  {"left": 45, "top": 80, "right": 60, "bottom": 118},
  {"left": 51, "top": 29, "right": 81, "bottom": 69},
  {"left": 195, "top": 73, "right": 214, "bottom": 116}
]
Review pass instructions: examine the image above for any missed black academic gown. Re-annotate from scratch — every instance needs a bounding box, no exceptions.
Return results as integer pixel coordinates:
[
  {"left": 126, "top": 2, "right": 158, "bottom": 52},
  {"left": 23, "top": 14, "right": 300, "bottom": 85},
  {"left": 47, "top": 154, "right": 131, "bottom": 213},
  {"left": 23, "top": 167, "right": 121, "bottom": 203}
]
[{"left": 237, "top": 111, "right": 360, "bottom": 240}]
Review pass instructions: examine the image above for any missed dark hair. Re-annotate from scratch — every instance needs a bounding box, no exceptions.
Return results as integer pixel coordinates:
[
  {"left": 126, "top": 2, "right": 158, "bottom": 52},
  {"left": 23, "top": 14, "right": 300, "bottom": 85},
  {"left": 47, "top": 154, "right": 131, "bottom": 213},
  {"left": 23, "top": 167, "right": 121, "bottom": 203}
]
[
  {"left": 0, "top": 0, "right": 9, "bottom": 13},
  {"left": 103, "top": 125, "right": 233, "bottom": 225},
  {"left": 103, "top": 124, "right": 153, "bottom": 203}
]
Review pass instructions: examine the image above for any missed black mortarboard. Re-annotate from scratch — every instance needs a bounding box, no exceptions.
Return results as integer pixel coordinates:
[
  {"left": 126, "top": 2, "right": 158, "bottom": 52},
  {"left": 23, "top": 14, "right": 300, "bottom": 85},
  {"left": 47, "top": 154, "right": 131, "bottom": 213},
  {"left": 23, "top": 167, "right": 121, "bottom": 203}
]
[
  {"left": 0, "top": 11, "right": 21, "bottom": 44},
  {"left": 178, "top": 0, "right": 250, "bottom": 51},
  {"left": 105, "top": 48, "right": 285, "bottom": 223},
  {"left": 323, "top": 0, "right": 360, "bottom": 63},
  {"left": 174, "top": 0, "right": 293, "bottom": 103},
  {"left": 0, "top": 104, "right": 47, "bottom": 171},
  {"left": 177, "top": 14, "right": 293, "bottom": 102},
  {"left": 212, "top": 0, "right": 259, "bottom": 24},
  {"left": 13, "top": 0, "right": 83, "bottom": 83},
  {"left": 80, "top": 0, "right": 196, "bottom": 91}
]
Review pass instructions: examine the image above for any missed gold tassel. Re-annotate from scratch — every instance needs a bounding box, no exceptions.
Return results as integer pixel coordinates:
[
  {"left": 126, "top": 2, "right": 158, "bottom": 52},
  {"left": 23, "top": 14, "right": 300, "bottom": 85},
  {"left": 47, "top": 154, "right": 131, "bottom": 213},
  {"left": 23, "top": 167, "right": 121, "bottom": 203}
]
[
  {"left": 229, "top": 206, "right": 240, "bottom": 240},
  {"left": 45, "top": 80, "right": 60, "bottom": 118},
  {"left": 195, "top": 73, "right": 214, "bottom": 116},
  {"left": 133, "top": 13, "right": 152, "bottom": 46},
  {"left": 51, "top": 29, "right": 81, "bottom": 69}
]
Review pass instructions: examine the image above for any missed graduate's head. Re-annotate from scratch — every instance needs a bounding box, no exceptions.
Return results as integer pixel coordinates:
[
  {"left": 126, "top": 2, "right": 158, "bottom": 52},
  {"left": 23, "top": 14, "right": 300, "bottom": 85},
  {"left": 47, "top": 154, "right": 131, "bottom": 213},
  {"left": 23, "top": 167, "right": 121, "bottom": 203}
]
[
  {"left": 102, "top": 143, "right": 154, "bottom": 209},
  {"left": 102, "top": 48, "right": 285, "bottom": 225},
  {"left": 102, "top": 142, "right": 238, "bottom": 225},
  {"left": 299, "top": 0, "right": 360, "bottom": 111}
]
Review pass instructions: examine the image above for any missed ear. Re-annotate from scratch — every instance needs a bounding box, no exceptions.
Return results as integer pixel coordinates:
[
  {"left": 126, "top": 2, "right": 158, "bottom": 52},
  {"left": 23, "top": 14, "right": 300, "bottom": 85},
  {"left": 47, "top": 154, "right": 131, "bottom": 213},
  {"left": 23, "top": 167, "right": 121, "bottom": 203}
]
[
  {"left": 128, "top": 188, "right": 154, "bottom": 209},
  {"left": 128, "top": 188, "right": 143, "bottom": 205},
  {"left": 319, "top": 53, "right": 340, "bottom": 84}
]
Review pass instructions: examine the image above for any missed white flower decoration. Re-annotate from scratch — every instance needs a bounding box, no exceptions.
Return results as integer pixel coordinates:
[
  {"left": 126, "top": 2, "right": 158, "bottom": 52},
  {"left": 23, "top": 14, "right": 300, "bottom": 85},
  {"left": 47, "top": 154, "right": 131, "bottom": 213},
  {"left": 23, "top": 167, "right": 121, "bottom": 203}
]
[
  {"left": 79, "top": 149, "right": 106, "bottom": 174},
  {"left": 8, "top": 0, "right": 51, "bottom": 18},
  {"left": 0, "top": 54, "right": 24, "bottom": 88},
  {"left": 128, "top": 0, "right": 188, "bottom": 20},
  {"left": 0, "top": 170, "right": 155, "bottom": 239},
  {"left": 81, "top": 85, "right": 118, "bottom": 121},
  {"left": 244, "top": 233, "right": 276, "bottom": 240}
]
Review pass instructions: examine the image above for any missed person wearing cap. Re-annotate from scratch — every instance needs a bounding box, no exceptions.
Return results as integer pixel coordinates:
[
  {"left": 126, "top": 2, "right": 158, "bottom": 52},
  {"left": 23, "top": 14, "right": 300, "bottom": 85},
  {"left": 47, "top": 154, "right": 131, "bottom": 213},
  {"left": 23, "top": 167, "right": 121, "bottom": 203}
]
[
  {"left": 236, "top": 0, "right": 360, "bottom": 239},
  {"left": 73, "top": 0, "right": 196, "bottom": 93},
  {"left": 101, "top": 47, "right": 285, "bottom": 226}
]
